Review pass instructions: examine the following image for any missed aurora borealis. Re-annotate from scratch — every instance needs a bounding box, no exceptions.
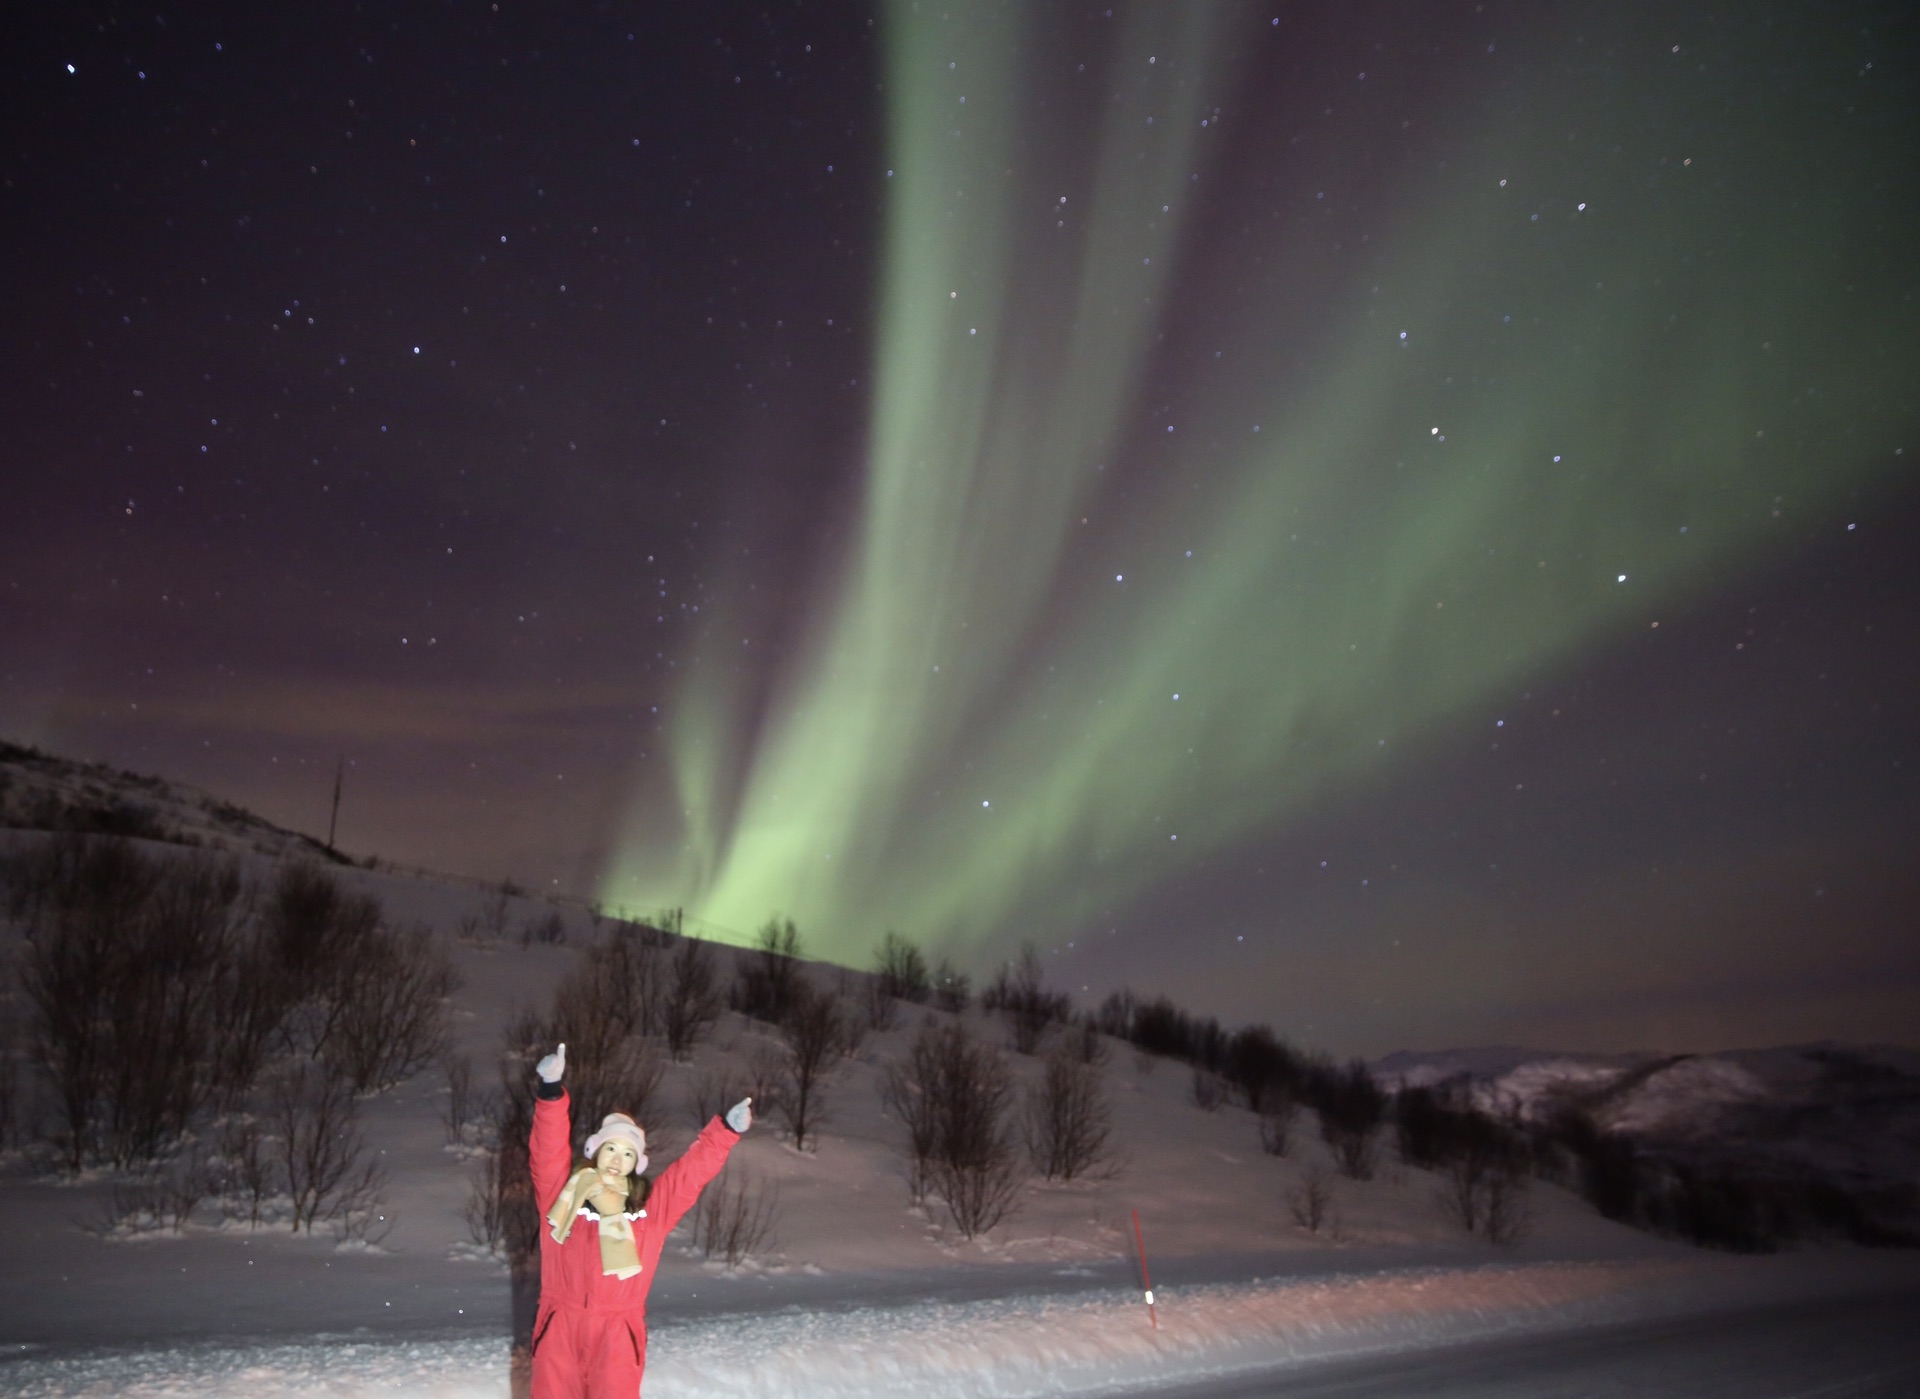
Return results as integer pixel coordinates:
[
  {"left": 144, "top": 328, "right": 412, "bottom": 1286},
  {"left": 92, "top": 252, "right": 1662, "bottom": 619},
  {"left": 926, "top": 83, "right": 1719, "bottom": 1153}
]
[{"left": 4, "top": 2, "right": 1915, "bottom": 1053}]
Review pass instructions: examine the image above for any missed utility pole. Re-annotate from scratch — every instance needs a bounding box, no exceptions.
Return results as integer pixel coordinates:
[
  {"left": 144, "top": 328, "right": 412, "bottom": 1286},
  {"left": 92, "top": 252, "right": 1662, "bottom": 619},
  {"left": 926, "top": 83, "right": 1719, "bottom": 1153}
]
[{"left": 326, "top": 756, "right": 344, "bottom": 853}]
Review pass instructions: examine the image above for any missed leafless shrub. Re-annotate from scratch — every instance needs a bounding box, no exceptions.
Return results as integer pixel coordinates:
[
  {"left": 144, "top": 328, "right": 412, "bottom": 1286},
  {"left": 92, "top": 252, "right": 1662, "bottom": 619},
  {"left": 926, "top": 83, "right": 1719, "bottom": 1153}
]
[
  {"left": 464, "top": 1145, "right": 510, "bottom": 1252},
  {"left": 1259, "top": 1098, "right": 1300, "bottom": 1157},
  {"left": 694, "top": 1168, "right": 779, "bottom": 1267},
  {"left": 1324, "top": 1122, "right": 1378, "bottom": 1180},
  {"left": 510, "top": 954, "right": 669, "bottom": 1134},
  {"left": 880, "top": 1028, "right": 941, "bottom": 1203},
  {"left": 881, "top": 1019, "right": 1025, "bottom": 1237},
  {"left": 205, "top": 926, "right": 291, "bottom": 1111},
  {"left": 942, "top": 1144, "right": 1026, "bottom": 1240},
  {"left": 20, "top": 839, "right": 257, "bottom": 1168},
  {"left": 774, "top": 983, "right": 842, "bottom": 1151},
  {"left": 1190, "top": 1067, "right": 1226, "bottom": 1111},
  {"left": 604, "top": 925, "right": 665, "bottom": 1038},
  {"left": 1316, "top": 1060, "right": 1387, "bottom": 1181},
  {"left": 265, "top": 862, "right": 371, "bottom": 984},
  {"left": 274, "top": 872, "right": 383, "bottom": 1061},
  {"left": 873, "top": 932, "right": 931, "bottom": 1006},
  {"left": 1481, "top": 1168, "right": 1532, "bottom": 1245},
  {"left": 219, "top": 1115, "right": 274, "bottom": 1226},
  {"left": 734, "top": 917, "right": 804, "bottom": 1026},
  {"left": 986, "top": 943, "right": 1070, "bottom": 1055},
  {"left": 102, "top": 1176, "right": 166, "bottom": 1234},
  {"left": 159, "top": 1148, "right": 219, "bottom": 1230},
  {"left": 324, "top": 923, "right": 458, "bottom": 1092},
  {"left": 491, "top": 1087, "right": 541, "bottom": 1272},
  {"left": 1436, "top": 1141, "right": 1533, "bottom": 1245},
  {"left": 1024, "top": 1049, "right": 1115, "bottom": 1182},
  {"left": 1288, "top": 1162, "right": 1335, "bottom": 1233},
  {"left": 662, "top": 936, "right": 722, "bottom": 1058},
  {"left": 331, "top": 1156, "right": 394, "bottom": 1246},
  {"left": 274, "top": 1060, "right": 371, "bottom": 1233}
]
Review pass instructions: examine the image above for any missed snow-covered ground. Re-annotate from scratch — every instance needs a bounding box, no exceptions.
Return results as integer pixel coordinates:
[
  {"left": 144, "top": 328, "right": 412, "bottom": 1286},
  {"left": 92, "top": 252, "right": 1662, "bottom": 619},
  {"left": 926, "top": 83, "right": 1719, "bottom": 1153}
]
[
  {"left": 6, "top": 1251, "right": 1917, "bottom": 1397},
  {"left": 2, "top": 829, "right": 1916, "bottom": 1396}
]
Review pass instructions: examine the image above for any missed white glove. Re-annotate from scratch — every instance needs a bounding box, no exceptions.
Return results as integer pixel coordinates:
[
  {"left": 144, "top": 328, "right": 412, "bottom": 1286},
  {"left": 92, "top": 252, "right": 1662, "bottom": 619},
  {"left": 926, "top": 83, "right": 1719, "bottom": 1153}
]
[
  {"left": 725, "top": 1097, "right": 753, "bottom": 1133},
  {"left": 536, "top": 1042, "right": 566, "bottom": 1084}
]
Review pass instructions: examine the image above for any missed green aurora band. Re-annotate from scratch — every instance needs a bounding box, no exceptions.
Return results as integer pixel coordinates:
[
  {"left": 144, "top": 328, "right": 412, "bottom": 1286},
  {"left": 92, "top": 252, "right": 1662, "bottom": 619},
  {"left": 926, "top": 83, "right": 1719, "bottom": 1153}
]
[{"left": 604, "top": 3, "right": 1911, "bottom": 962}]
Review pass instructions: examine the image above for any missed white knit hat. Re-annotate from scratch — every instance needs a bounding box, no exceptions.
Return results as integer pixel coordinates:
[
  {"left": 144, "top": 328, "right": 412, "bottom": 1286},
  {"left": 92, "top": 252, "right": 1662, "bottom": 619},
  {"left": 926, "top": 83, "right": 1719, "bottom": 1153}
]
[{"left": 585, "top": 1112, "right": 647, "bottom": 1161}]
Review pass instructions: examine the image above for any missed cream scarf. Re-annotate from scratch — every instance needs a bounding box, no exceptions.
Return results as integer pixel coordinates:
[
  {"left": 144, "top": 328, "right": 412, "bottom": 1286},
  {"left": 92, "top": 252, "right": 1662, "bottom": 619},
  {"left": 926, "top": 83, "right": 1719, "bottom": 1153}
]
[{"left": 545, "top": 1168, "right": 643, "bottom": 1279}]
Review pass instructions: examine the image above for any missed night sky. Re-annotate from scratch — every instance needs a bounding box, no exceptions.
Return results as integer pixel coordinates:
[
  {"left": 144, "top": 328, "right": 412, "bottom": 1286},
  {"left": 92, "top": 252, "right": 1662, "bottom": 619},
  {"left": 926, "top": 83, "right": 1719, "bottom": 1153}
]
[{"left": 5, "top": 2, "right": 1916, "bottom": 1056}]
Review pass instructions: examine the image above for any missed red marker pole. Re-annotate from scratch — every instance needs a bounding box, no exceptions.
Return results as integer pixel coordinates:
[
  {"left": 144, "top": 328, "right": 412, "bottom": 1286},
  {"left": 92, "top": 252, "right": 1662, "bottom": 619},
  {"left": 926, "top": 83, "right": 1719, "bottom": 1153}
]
[{"left": 1132, "top": 1208, "right": 1158, "bottom": 1331}]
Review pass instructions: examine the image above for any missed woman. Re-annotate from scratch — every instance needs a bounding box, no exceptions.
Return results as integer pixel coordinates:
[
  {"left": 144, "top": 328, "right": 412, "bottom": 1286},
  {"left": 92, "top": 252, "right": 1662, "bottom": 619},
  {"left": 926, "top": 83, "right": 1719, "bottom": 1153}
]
[{"left": 529, "top": 1042, "right": 751, "bottom": 1398}]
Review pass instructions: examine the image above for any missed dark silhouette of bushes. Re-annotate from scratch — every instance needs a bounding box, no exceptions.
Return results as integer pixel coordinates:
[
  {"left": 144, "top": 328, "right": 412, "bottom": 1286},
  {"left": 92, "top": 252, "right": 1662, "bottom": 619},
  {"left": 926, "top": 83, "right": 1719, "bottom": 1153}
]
[
  {"left": 20, "top": 840, "right": 248, "bottom": 1167},
  {"left": 9, "top": 836, "right": 455, "bottom": 1171},
  {"left": 983, "top": 944, "right": 1071, "bottom": 1055},
  {"left": 1314, "top": 1059, "right": 1387, "bottom": 1180},
  {"left": 733, "top": 916, "right": 804, "bottom": 1026},
  {"left": 873, "top": 932, "right": 932, "bottom": 1006}
]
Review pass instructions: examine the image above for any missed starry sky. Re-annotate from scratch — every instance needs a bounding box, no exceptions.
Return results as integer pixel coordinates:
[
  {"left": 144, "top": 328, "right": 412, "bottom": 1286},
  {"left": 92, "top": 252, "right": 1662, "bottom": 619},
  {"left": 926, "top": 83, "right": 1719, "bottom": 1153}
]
[{"left": 5, "top": 1, "right": 1916, "bottom": 1057}]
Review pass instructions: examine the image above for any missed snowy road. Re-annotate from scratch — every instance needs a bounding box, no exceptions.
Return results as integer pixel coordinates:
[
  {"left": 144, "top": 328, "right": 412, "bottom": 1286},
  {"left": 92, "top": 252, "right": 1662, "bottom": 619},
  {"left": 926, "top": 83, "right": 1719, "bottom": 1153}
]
[
  {"left": 6, "top": 1254, "right": 1917, "bottom": 1398},
  {"left": 1135, "top": 1284, "right": 1920, "bottom": 1398}
]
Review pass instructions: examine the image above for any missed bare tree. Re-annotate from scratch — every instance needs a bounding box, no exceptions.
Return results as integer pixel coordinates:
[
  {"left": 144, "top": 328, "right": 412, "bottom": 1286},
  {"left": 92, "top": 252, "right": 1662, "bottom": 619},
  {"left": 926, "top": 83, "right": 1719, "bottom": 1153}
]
[
  {"left": 873, "top": 932, "right": 931, "bottom": 1005},
  {"left": 274, "top": 1060, "right": 372, "bottom": 1233},
  {"left": 1434, "top": 1116, "right": 1534, "bottom": 1245},
  {"left": 604, "top": 925, "right": 665, "bottom": 1038},
  {"left": 1024, "top": 1049, "right": 1115, "bottom": 1182},
  {"left": 482, "top": 1080, "right": 540, "bottom": 1273},
  {"left": 21, "top": 840, "right": 259, "bottom": 1168},
  {"left": 734, "top": 916, "right": 804, "bottom": 1026},
  {"left": 1318, "top": 1060, "right": 1387, "bottom": 1181},
  {"left": 325, "top": 923, "right": 458, "bottom": 1091},
  {"left": 694, "top": 1168, "right": 780, "bottom": 1268},
  {"left": 987, "top": 944, "right": 1069, "bottom": 1055},
  {"left": 881, "top": 1019, "right": 1025, "bottom": 1237},
  {"left": 661, "top": 936, "right": 721, "bottom": 1059},
  {"left": 879, "top": 1023, "right": 943, "bottom": 1202},
  {"left": 504, "top": 941, "right": 668, "bottom": 1134},
  {"left": 1288, "top": 1162, "right": 1336, "bottom": 1234},
  {"left": 219, "top": 1115, "right": 274, "bottom": 1227},
  {"left": 774, "top": 982, "right": 842, "bottom": 1151}
]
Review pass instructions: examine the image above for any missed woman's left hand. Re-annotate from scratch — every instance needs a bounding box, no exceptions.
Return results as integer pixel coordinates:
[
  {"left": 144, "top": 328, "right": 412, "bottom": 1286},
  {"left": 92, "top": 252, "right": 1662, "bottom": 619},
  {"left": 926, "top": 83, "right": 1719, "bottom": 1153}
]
[{"left": 725, "top": 1097, "right": 753, "bottom": 1133}]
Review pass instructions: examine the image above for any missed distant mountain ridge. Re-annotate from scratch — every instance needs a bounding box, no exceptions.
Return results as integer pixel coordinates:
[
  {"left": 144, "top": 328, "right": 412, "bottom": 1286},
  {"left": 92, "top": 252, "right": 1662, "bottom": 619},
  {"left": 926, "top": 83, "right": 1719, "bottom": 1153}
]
[{"left": 1375, "top": 1042, "right": 1920, "bottom": 1205}]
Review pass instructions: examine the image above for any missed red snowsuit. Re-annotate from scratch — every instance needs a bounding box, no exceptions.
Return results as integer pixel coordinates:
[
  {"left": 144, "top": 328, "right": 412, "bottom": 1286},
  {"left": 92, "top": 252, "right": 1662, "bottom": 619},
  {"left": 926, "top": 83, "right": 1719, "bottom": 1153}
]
[{"left": 529, "top": 1090, "right": 739, "bottom": 1399}]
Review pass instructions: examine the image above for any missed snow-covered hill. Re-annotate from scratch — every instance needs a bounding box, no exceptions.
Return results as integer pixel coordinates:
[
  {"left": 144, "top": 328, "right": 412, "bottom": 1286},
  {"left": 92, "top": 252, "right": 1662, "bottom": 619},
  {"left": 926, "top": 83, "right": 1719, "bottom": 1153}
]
[{"left": 2, "top": 745, "right": 1916, "bottom": 1395}]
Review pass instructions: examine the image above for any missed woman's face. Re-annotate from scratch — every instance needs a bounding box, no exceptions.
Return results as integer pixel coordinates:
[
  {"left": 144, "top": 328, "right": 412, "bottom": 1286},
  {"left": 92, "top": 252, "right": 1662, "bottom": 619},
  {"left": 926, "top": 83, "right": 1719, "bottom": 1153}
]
[{"left": 594, "top": 1140, "right": 639, "bottom": 1178}]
